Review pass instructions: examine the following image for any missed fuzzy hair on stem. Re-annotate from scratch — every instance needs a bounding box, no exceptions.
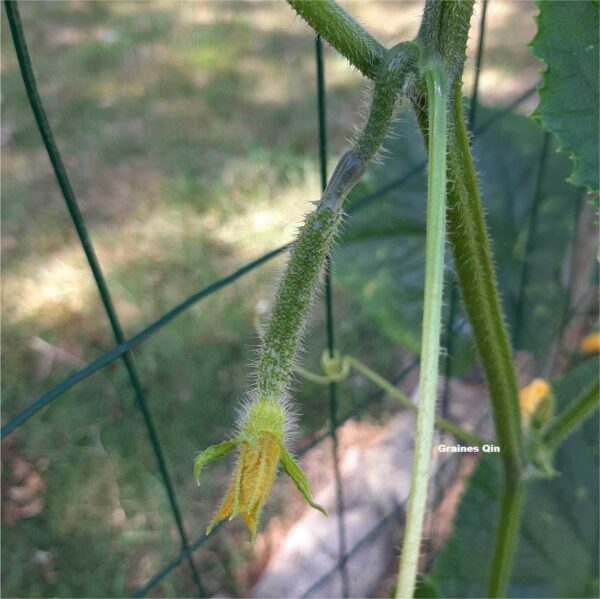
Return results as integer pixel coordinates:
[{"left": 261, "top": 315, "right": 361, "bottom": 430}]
[
  {"left": 197, "top": 15, "right": 423, "bottom": 540},
  {"left": 287, "top": 0, "right": 385, "bottom": 80}
]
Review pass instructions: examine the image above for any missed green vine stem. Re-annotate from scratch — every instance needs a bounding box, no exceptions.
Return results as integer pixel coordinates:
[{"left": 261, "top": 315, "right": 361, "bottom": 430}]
[
  {"left": 348, "top": 357, "right": 486, "bottom": 447},
  {"left": 446, "top": 66, "right": 525, "bottom": 599},
  {"left": 395, "top": 59, "right": 448, "bottom": 599},
  {"left": 256, "top": 151, "right": 366, "bottom": 403},
  {"left": 287, "top": 0, "right": 385, "bottom": 79},
  {"left": 256, "top": 40, "right": 418, "bottom": 404},
  {"left": 446, "top": 85, "right": 524, "bottom": 483},
  {"left": 542, "top": 380, "right": 600, "bottom": 451},
  {"left": 487, "top": 480, "right": 526, "bottom": 598}
]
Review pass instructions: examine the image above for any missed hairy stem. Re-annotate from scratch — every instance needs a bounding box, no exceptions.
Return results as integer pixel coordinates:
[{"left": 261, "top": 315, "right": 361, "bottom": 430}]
[
  {"left": 417, "top": 0, "right": 473, "bottom": 90},
  {"left": 447, "top": 83, "right": 524, "bottom": 599},
  {"left": 287, "top": 0, "right": 385, "bottom": 79},
  {"left": 396, "top": 60, "right": 448, "bottom": 599},
  {"left": 446, "top": 85, "right": 523, "bottom": 483},
  {"left": 543, "top": 380, "right": 600, "bottom": 451},
  {"left": 354, "top": 41, "right": 419, "bottom": 162},
  {"left": 257, "top": 41, "right": 418, "bottom": 405},
  {"left": 487, "top": 481, "right": 526, "bottom": 598},
  {"left": 257, "top": 152, "right": 365, "bottom": 402}
]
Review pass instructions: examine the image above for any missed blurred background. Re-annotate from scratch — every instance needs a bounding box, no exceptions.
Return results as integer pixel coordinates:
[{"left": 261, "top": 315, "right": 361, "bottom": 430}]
[{"left": 2, "top": 1, "right": 597, "bottom": 597}]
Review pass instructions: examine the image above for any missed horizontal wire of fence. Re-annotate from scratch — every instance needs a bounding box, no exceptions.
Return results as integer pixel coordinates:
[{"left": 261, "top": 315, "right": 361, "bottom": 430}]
[{"left": 1, "top": 81, "right": 538, "bottom": 441}]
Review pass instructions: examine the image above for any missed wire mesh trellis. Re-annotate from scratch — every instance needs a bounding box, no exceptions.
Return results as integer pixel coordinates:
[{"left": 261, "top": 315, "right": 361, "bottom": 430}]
[{"left": 2, "top": 1, "right": 571, "bottom": 597}]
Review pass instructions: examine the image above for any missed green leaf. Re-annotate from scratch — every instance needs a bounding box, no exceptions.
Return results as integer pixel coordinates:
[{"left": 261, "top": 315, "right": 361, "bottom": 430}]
[
  {"left": 193, "top": 439, "right": 239, "bottom": 485},
  {"left": 279, "top": 444, "right": 327, "bottom": 516},
  {"left": 428, "top": 359, "right": 599, "bottom": 598},
  {"left": 530, "top": 0, "right": 599, "bottom": 192},
  {"left": 338, "top": 104, "right": 578, "bottom": 365},
  {"left": 414, "top": 576, "right": 441, "bottom": 598}
]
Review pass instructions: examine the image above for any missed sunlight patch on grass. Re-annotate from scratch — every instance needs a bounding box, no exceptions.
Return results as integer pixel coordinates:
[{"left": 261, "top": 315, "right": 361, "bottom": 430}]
[{"left": 2, "top": 167, "right": 318, "bottom": 332}]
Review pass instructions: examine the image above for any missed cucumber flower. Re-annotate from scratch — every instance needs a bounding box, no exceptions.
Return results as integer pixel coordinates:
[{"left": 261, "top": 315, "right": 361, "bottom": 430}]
[
  {"left": 519, "top": 378, "right": 553, "bottom": 427},
  {"left": 194, "top": 399, "right": 326, "bottom": 540},
  {"left": 519, "top": 378, "right": 555, "bottom": 478},
  {"left": 580, "top": 332, "right": 600, "bottom": 354}
]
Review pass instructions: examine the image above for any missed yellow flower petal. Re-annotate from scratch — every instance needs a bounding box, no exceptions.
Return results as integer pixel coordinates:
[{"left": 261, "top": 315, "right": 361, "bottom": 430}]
[
  {"left": 199, "top": 399, "right": 325, "bottom": 540},
  {"left": 520, "top": 378, "right": 551, "bottom": 424},
  {"left": 207, "top": 431, "right": 280, "bottom": 541},
  {"left": 207, "top": 480, "right": 236, "bottom": 534},
  {"left": 580, "top": 332, "right": 600, "bottom": 354}
]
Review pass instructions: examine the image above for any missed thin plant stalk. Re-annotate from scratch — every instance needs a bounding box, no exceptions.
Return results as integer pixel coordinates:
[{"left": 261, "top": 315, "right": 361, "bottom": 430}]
[
  {"left": 487, "top": 481, "right": 526, "bottom": 598},
  {"left": 395, "top": 60, "right": 448, "bottom": 599},
  {"left": 543, "top": 381, "right": 600, "bottom": 451},
  {"left": 448, "top": 87, "right": 524, "bottom": 599},
  {"left": 346, "top": 358, "right": 487, "bottom": 447}
]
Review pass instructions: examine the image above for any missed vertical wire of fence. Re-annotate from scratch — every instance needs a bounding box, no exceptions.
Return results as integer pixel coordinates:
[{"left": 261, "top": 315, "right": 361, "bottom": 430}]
[
  {"left": 315, "top": 34, "right": 350, "bottom": 599},
  {"left": 3, "top": 1, "right": 581, "bottom": 597},
  {"left": 3, "top": 2, "right": 205, "bottom": 595},
  {"left": 512, "top": 131, "right": 551, "bottom": 348}
]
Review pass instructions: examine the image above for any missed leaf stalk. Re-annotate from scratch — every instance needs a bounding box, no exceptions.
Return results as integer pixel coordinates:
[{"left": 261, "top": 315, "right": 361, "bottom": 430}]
[
  {"left": 542, "top": 380, "right": 600, "bottom": 451},
  {"left": 395, "top": 59, "right": 448, "bottom": 599},
  {"left": 487, "top": 481, "right": 526, "bottom": 598},
  {"left": 287, "top": 0, "right": 385, "bottom": 79}
]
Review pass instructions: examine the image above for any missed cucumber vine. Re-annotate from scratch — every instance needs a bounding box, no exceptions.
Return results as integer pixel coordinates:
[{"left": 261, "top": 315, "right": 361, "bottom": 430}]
[{"left": 195, "top": 1, "right": 600, "bottom": 597}]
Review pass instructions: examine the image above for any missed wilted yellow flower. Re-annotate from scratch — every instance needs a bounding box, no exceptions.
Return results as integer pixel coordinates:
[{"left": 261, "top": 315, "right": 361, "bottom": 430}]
[
  {"left": 519, "top": 378, "right": 552, "bottom": 426},
  {"left": 195, "top": 399, "right": 326, "bottom": 541},
  {"left": 207, "top": 431, "right": 281, "bottom": 538},
  {"left": 580, "top": 332, "right": 600, "bottom": 354}
]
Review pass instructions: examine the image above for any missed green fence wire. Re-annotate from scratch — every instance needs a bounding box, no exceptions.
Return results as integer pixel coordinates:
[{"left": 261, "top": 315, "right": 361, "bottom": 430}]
[
  {"left": 2, "top": 1, "right": 562, "bottom": 597},
  {"left": 3, "top": 2, "right": 206, "bottom": 594},
  {"left": 315, "top": 34, "right": 350, "bottom": 598},
  {"left": 513, "top": 130, "right": 551, "bottom": 348}
]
